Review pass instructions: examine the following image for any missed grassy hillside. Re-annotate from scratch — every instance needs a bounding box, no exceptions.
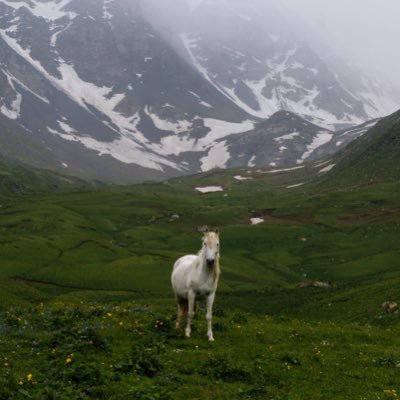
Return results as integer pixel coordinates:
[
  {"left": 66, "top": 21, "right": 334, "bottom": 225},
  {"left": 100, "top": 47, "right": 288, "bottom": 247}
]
[
  {"left": 0, "top": 120, "right": 166, "bottom": 184},
  {"left": 0, "top": 156, "right": 94, "bottom": 194},
  {"left": 0, "top": 111, "right": 399, "bottom": 398},
  {"left": 320, "top": 109, "right": 400, "bottom": 186}
]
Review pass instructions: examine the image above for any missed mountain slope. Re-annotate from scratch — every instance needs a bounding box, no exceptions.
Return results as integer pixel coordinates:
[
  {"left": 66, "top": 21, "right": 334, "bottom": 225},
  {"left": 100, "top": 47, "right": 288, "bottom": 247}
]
[
  {"left": 0, "top": 119, "right": 166, "bottom": 184},
  {"left": 0, "top": 0, "right": 399, "bottom": 182},
  {"left": 222, "top": 111, "right": 333, "bottom": 168},
  {"left": 320, "top": 109, "right": 400, "bottom": 185},
  {"left": 0, "top": 0, "right": 252, "bottom": 179},
  {"left": 155, "top": 0, "right": 400, "bottom": 128}
]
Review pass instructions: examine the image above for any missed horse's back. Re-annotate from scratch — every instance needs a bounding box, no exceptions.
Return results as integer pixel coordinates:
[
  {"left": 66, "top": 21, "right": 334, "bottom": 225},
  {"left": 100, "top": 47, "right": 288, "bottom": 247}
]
[{"left": 171, "top": 254, "right": 197, "bottom": 297}]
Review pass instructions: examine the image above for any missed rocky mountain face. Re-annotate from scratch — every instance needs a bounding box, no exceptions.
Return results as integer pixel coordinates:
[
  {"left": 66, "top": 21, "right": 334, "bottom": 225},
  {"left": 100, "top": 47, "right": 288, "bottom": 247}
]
[{"left": 0, "top": 0, "right": 398, "bottom": 182}]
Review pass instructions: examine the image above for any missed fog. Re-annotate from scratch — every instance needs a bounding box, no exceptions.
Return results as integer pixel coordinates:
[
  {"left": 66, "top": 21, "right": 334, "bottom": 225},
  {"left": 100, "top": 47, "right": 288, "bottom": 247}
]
[
  {"left": 143, "top": 0, "right": 400, "bottom": 86},
  {"left": 280, "top": 0, "right": 400, "bottom": 85}
]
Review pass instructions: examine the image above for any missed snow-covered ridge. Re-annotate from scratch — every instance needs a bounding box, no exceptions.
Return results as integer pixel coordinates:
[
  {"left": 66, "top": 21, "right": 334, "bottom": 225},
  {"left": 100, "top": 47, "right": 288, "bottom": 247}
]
[
  {"left": 0, "top": 26, "right": 183, "bottom": 170},
  {"left": 179, "top": 30, "right": 385, "bottom": 129},
  {"left": 1, "top": 0, "right": 77, "bottom": 21}
]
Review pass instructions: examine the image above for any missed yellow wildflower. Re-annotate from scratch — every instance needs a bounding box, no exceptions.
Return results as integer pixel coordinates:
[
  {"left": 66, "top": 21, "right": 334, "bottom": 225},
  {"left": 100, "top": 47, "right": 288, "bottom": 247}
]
[
  {"left": 384, "top": 389, "right": 398, "bottom": 398},
  {"left": 27, "top": 374, "right": 33, "bottom": 381},
  {"left": 66, "top": 357, "right": 72, "bottom": 364}
]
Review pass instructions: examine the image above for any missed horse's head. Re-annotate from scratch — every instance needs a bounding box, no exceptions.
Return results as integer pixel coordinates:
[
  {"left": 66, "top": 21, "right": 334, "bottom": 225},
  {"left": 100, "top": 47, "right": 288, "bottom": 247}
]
[{"left": 202, "top": 229, "right": 220, "bottom": 268}]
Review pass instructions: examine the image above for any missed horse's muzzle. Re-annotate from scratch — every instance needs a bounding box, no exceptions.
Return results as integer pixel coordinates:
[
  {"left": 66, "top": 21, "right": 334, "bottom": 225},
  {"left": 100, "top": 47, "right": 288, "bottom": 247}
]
[{"left": 206, "top": 258, "right": 215, "bottom": 267}]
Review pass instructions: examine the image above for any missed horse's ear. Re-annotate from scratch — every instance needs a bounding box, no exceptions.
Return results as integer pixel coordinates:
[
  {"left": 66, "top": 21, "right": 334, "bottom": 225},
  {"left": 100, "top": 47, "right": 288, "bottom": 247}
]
[{"left": 205, "top": 227, "right": 209, "bottom": 233}]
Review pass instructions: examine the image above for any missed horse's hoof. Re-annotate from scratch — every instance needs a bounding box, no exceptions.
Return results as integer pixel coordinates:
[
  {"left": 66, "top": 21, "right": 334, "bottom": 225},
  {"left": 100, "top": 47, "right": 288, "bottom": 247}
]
[{"left": 208, "top": 337, "right": 215, "bottom": 342}]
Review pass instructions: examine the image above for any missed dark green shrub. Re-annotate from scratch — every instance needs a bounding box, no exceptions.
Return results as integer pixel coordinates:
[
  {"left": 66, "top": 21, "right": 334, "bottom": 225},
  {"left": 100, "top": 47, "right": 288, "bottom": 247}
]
[
  {"left": 127, "top": 383, "right": 173, "bottom": 400},
  {"left": 202, "top": 357, "right": 252, "bottom": 383},
  {"left": 63, "top": 361, "right": 103, "bottom": 386},
  {"left": 114, "top": 339, "right": 165, "bottom": 377},
  {"left": 230, "top": 312, "right": 248, "bottom": 325}
]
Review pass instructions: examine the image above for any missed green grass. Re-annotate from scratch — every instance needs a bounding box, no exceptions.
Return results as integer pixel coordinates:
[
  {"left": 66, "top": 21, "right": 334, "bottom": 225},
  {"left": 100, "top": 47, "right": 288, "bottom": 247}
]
[{"left": 0, "top": 300, "right": 399, "bottom": 399}]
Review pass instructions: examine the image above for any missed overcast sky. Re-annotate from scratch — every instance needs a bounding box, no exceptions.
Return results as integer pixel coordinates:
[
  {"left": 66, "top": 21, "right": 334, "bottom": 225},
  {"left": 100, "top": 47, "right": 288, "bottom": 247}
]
[{"left": 281, "top": 0, "right": 400, "bottom": 85}]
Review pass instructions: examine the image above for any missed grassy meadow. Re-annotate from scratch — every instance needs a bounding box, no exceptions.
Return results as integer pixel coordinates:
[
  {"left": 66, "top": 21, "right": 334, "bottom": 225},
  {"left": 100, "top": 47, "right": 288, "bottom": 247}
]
[
  {"left": 0, "top": 111, "right": 400, "bottom": 399},
  {"left": 0, "top": 163, "right": 399, "bottom": 399}
]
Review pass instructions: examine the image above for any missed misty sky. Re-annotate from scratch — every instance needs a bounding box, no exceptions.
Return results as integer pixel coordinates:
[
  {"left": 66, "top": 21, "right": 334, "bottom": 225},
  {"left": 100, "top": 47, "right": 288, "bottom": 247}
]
[{"left": 281, "top": 0, "right": 400, "bottom": 85}]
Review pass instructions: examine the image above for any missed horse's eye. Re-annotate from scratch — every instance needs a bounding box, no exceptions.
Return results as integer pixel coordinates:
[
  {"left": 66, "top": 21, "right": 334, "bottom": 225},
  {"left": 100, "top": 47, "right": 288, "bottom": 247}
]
[{"left": 203, "top": 242, "right": 206, "bottom": 246}]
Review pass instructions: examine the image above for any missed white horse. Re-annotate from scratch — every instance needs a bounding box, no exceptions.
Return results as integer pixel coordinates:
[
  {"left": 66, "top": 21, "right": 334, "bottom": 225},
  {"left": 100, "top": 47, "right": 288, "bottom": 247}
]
[{"left": 171, "top": 229, "right": 221, "bottom": 341}]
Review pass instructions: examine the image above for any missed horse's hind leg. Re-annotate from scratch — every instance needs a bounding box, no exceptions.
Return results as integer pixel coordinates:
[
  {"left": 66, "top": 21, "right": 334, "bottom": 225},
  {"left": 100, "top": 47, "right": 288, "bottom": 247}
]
[{"left": 176, "top": 297, "right": 188, "bottom": 330}]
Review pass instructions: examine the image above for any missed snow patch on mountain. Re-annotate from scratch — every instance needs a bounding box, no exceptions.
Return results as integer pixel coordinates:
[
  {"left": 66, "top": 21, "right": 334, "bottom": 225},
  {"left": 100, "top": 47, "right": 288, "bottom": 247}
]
[
  {"left": 57, "top": 62, "right": 125, "bottom": 115},
  {"left": 50, "top": 21, "right": 73, "bottom": 47},
  {"left": 274, "top": 131, "right": 300, "bottom": 142},
  {"left": 203, "top": 118, "right": 254, "bottom": 142},
  {"left": 48, "top": 126, "right": 182, "bottom": 171},
  {"left": 0, "top": 69, "right": 23, "bottom": 119},
  {"left": 58, "top": 120, "right": 75, "bottom": 134},
  {"left": 244, "top": 79, "right": 281, "bottom": 117},
  {"left": 201, "top": 140, "right": 229, "bottom": 171},
  {"left": 195, "top": 186, "right": 224, "bottom": 193},
  {"left": 318, "top": 163, "right": 335, "bottom": 173},
  {"left": 298, "top": 131, "right": 333, "bottom": 163},
  {"left": 248, "top": 156, "right": 256, "bottom": 167},
  {"left": 286, "top": 183, "right": 305, "bottom": 188},
  {"left": 152, "top": 118, "right": 254, "bottom": 157},
  {"left": 0, "top": 91, "right": 21, "bottom": 119},
  {"left": 3, "top": 69, "right": 49, "bottom": 104},
  {"left": 189, "top": 91, "right": 212, "bottom": 108},
  {"left": 144, "top": 106, "right": 192, "bottom": 133},
  {"left": 266, "top": 165, "right": 305, "bottom": 173}
]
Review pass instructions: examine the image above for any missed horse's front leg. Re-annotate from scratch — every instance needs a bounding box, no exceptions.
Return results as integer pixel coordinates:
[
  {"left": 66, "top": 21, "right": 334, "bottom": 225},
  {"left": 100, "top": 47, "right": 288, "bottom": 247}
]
[
  {"left": 206, "top": 291, "right": 216, "bottom": 341},
  {"left": 185, "top": 290, "right": 196, "bottom": 338}
]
